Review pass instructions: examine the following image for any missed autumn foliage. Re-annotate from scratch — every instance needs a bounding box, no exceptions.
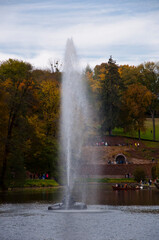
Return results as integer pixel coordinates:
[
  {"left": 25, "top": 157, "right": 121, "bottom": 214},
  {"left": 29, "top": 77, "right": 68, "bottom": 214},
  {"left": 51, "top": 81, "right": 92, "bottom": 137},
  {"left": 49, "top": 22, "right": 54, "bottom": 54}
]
[{"left": 0, "top": 58, "right": 159, "bottom": 189}]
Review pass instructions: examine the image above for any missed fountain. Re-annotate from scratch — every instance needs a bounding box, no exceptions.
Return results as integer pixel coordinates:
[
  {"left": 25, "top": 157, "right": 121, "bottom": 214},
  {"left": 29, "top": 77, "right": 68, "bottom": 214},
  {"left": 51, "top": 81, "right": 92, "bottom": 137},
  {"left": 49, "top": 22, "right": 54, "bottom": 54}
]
[
  {"left": 48, "top": 186, "right": 87, "bottom": 210},
  {"left": 48, "top": 39, "right": 90, "bottom": 210}
]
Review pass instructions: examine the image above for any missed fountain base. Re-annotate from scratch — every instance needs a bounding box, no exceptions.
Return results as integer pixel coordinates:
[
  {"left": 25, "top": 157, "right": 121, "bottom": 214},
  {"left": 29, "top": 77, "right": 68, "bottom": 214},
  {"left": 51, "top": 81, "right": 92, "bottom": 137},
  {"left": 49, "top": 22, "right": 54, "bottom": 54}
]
[
  {"left": 48, "top": 201, "right": 87, "bottom": 210},
  {"left": 48, "top": 191, "right": 87, "bottom": 210}
]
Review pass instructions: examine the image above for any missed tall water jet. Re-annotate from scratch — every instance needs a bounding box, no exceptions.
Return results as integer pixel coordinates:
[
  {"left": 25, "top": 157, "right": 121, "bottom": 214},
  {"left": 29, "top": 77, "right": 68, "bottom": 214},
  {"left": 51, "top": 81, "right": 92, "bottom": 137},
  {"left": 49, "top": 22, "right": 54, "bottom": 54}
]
[
  {"left": 48, "top": 39, "right": 93, "bottom": 210},
  {"left": 60, "top": 39, "right": 89, "bottom": 206}
]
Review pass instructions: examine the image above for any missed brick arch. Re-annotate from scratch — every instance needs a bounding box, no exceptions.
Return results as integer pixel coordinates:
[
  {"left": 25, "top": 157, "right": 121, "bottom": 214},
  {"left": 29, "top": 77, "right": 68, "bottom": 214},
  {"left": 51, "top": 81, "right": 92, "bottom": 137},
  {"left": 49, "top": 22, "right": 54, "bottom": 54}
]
[{"left": 115, "top": 154, "right": 127, "bottom": 164}]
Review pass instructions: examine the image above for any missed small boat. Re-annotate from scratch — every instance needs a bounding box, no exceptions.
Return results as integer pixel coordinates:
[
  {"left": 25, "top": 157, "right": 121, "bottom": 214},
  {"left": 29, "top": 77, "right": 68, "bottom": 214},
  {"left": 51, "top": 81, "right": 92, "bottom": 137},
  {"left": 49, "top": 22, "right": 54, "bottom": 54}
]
[{"left": 112, "top": 185, "right": 140, "bottom": 191}]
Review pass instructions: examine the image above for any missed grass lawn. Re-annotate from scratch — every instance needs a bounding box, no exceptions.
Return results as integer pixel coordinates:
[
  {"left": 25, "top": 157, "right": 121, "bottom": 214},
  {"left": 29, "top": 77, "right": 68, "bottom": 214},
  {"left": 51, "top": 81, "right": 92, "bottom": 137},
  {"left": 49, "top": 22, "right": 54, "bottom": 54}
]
[
  {"left": 112, "top": 118, "right": 159, "bottom": 141},
  {"left": 9, "top": 179, "right": 59, "bottom": 188},
  {"left": 77, "top": 178, "right": 136, "bottom": 183}
]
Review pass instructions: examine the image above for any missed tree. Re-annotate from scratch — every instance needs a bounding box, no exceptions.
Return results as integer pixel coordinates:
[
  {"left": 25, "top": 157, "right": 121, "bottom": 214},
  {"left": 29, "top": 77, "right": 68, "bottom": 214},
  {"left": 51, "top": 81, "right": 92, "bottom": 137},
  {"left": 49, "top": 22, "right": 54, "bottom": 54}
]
[
  {"left": 121, "top": 83, "right": 152, "bottom": 139},
  {"left": 38, "top": 79, "right": 60, "bottom": 137},
  {"left": 86, "top": 57, "right": 122, "bottom": 135},
  {"left": 24, "top": 77, "right": 60, "bottom": 179},
  {"left": 134, "top": 167, "right": 146, "bottom": 182},
  {"left": 151, "top": 166, "right": 157, "bottom": 180},
  {"left": 119, "top": 64, "right": 141, "bottom": 87},
  {"left": 48, "top": 58, "right": 62, "bottom": 73},
  {"left": 138, "top": 62, "right": 159, "bottom": 140},
  {"left": 0, "top": 85, "right": 8, "bottom": 176},
  {"left": 0, "top": 59, "right": 34, "bottom": 189},
  {"left": 156, "top": 162, "right": 159, "bottom": 179},
  {"left": 99, "top": 56, "right": 122, "bottom": 135}
]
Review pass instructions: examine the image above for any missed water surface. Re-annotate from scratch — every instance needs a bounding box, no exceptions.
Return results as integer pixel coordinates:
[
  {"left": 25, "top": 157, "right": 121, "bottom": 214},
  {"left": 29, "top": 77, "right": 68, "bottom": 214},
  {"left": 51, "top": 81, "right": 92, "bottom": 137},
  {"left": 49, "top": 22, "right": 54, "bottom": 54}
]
[
  {"left": 0, "top": 184, "right": 159, "bottom": 240},
  {"left": 1, "top": 183, "right": 159, "bottom": 205}
]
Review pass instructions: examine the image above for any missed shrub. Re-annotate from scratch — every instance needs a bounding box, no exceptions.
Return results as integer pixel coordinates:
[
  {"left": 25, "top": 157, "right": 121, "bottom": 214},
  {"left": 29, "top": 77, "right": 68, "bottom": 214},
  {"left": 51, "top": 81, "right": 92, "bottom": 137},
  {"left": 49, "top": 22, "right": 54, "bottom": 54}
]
[
  {"left": 156, "top": 162, "right": 159, "bottom": 178},
  {"left": 151, "top": 166, "right": 157, "bottom": 180},
  {"left": 133, "top": 168, "right": 146, "bottom": 182}
]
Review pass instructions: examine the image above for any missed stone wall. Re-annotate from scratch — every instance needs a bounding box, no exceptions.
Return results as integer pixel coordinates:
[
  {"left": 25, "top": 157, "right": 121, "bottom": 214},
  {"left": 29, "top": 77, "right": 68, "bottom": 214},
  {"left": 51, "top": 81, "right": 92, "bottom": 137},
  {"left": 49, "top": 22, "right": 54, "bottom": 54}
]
[{"left": 80, "top": 163, "right": 157, "bottom": 178}]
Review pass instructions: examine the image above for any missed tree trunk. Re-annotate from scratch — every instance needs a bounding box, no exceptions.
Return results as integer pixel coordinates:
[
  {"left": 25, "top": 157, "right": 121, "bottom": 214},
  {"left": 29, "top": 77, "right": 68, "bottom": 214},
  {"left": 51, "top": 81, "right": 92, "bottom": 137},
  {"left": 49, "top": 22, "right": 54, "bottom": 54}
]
[
  {"left": 1, "top": 141, "right": 10, "bottom": 190},
  {"left": 108, "top": 127, "right": 112, "bottom": 136},
  {"left": 0, "top": 112, "right": 16, "bottom": 190},
  {"left": 138, "top": 129, "right": 141, "bottom": 140},
  {"left": 151, "top": 111, "right": 156, "bottom": 141}
]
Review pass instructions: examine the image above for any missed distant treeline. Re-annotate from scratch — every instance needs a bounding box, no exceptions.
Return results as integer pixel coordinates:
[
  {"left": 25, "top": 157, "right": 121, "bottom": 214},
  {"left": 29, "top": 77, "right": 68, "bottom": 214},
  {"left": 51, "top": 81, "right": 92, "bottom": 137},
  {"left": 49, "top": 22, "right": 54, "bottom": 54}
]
[{"left": 0, "top": 57, "right": 159, "bottom": 189}]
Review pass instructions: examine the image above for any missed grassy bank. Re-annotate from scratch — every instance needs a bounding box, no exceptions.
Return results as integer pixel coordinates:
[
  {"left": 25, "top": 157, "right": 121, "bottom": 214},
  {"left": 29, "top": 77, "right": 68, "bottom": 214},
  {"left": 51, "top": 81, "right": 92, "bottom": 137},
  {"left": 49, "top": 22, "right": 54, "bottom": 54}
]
[
  {"left": 112, "top": 118, "right": 159, "bottom": 141},
  {"left": 7, "top": 178, "right": 135, "bottom": 189},
  {"left": 77, "top": 178, "right": 136, "bottom": 183},
  {"left": 9, "top": 179, "right": 59, "bottom": 188},
  {"left": 6, "top": 177, "right": 153, "bottom": 189}
]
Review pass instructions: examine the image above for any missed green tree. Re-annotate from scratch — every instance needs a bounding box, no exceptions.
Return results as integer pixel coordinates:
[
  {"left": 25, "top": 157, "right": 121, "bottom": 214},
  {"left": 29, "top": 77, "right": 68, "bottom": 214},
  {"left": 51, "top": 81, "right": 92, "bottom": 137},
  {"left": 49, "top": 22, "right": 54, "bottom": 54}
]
[
  {"left": 151, "top": 166, "right": 157, "bottom": 180},
  {"left": 99, "top": 56, "right": 122, "bottom": 135},
  {"left": 134, "top": 167, "right": 146, "bottom": 182},
  {"left": 138, "top": 62, "right": 159, "bottom": 140},
  {"left": 155, "top": 162, "right": 159, "bottom": 179}
]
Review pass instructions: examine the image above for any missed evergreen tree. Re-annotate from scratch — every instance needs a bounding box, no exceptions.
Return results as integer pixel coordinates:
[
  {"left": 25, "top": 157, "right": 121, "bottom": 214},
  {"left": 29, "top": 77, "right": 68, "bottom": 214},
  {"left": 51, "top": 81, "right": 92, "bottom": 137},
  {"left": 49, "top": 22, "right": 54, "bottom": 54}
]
[{"left": 100, "top": 56, "right": 121, "bottom": 135}]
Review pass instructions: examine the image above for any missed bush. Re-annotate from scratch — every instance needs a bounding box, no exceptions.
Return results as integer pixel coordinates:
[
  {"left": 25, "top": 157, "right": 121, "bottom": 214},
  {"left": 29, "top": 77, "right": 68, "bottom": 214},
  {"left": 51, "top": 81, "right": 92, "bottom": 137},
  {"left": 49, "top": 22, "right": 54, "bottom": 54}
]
[
  {"left": 133, "top": 168, "right": 146, "bottom": 182},
  {"left": 151, "top": 166, "right": 157, "bottom": 180},
  {"left": 156, "top": 162, "right": 159, "bottom": 178}
]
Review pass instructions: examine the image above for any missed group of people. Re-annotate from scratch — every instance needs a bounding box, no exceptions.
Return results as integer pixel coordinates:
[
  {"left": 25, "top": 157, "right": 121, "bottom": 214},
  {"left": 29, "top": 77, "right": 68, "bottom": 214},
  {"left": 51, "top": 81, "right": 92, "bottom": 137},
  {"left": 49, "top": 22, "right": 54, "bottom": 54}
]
[
  {"left": 140, "top": 179, "right": 153, "bottom": 186},
  {"left": 95, "top": 141, "right": 133, "bottom": 147},
  {"left": 115, "top": 183, "right": 128, "bottom": 188},
  {"left": 134, "top": 142, "right": 140, "bottom": 147},
  {"left": 95, "top": 141, "right": 108, "bottom": 146},
  {"left": 29, "top": 173, "right": 49, "bottom": 179},
  {"left": 38, "top": 173, "right": 49, "bottom": 180}
]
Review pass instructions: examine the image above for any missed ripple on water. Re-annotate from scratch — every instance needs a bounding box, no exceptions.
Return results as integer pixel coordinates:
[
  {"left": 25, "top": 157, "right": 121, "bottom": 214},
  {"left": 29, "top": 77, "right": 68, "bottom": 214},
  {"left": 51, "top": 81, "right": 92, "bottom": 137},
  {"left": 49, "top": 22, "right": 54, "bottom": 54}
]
[{"left": 0, "top": 204, "right": 159, "bottom": 240}]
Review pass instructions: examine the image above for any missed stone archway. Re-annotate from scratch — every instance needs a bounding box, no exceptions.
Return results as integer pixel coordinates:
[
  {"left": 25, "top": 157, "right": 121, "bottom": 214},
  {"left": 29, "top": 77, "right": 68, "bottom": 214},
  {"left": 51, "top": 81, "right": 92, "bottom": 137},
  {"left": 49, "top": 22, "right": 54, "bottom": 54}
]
[{"left": 115, "top": 154, "right": 127, "bottom": 164}]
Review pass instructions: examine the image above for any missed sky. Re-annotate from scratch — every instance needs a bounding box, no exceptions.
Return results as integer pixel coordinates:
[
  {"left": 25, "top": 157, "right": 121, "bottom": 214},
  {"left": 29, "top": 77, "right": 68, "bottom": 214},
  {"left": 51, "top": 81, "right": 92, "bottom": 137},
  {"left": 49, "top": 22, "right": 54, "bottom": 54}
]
[{"left": 0, "top": 0, "right": 159, "bottom": 70}]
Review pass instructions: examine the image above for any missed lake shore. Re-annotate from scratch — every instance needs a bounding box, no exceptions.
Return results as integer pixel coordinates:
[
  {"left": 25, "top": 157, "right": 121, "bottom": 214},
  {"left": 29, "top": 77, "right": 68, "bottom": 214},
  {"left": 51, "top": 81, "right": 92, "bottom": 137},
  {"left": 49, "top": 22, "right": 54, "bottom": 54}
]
[{"left": 1, "top": 178, "right": 156, "bottom": 192}]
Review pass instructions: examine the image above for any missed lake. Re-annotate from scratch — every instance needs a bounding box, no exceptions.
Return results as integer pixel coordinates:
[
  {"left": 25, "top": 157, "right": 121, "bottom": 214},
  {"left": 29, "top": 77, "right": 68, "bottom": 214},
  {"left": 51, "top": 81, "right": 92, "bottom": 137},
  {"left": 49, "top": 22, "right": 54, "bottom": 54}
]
[{"left": 0, "top": 184, "right": 159, "bottom": 240}]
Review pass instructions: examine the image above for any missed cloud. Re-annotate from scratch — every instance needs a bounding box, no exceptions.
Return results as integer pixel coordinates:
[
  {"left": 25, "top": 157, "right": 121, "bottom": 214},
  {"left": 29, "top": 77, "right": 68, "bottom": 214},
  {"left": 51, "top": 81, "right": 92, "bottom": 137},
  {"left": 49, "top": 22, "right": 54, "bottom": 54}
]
[{"left": 0, "top": 0, "right": 159, "bottom": 69}]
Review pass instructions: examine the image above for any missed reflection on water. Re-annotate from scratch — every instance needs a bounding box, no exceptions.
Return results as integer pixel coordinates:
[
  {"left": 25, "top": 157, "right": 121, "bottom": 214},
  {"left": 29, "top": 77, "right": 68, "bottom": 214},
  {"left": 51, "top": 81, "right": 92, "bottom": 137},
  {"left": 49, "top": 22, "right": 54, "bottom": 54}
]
[
  {"left": 0, "top": 184, "right": 159, "bottom": 240},
  {"left": 0, "top": 187, "right": 63, "bottom": 204},
  {"left": 83, "top": 184, "right": 159, "bottom": 206},
  {"left": 1, "top": 184, "right": 159, "bottom": 205}
]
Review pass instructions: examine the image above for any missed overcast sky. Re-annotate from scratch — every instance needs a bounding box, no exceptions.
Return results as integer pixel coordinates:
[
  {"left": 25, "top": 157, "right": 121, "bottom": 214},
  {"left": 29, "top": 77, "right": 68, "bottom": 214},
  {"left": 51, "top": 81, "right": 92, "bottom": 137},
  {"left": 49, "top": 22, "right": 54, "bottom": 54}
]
[{"left": 0, "top": 0, "right": 159, "bottom": 69}]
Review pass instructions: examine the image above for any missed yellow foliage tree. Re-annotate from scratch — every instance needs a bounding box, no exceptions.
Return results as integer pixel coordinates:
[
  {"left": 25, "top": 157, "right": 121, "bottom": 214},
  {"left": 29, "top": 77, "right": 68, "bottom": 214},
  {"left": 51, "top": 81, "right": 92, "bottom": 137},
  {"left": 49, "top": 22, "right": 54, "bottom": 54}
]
[{"left": 121, "top": 83, "right": 153, "bottom": 138}]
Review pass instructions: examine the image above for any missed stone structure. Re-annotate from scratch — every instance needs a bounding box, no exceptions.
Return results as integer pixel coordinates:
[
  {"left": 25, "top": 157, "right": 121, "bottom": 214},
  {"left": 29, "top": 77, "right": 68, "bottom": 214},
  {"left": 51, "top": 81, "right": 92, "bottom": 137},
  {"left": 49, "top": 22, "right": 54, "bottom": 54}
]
[
  {"left": 80, "top": 163, "right": 157, "bottom": 178},
  {"left": 115, "top": 154, "right": 127, "bottom": 164}
]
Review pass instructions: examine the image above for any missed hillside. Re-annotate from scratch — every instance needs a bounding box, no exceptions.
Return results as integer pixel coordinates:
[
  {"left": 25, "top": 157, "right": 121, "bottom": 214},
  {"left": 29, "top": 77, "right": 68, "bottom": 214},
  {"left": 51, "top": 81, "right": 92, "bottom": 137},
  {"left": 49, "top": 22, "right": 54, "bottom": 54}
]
[{"left": 80, "top": 136, "right": 159, "bottom": 178}]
